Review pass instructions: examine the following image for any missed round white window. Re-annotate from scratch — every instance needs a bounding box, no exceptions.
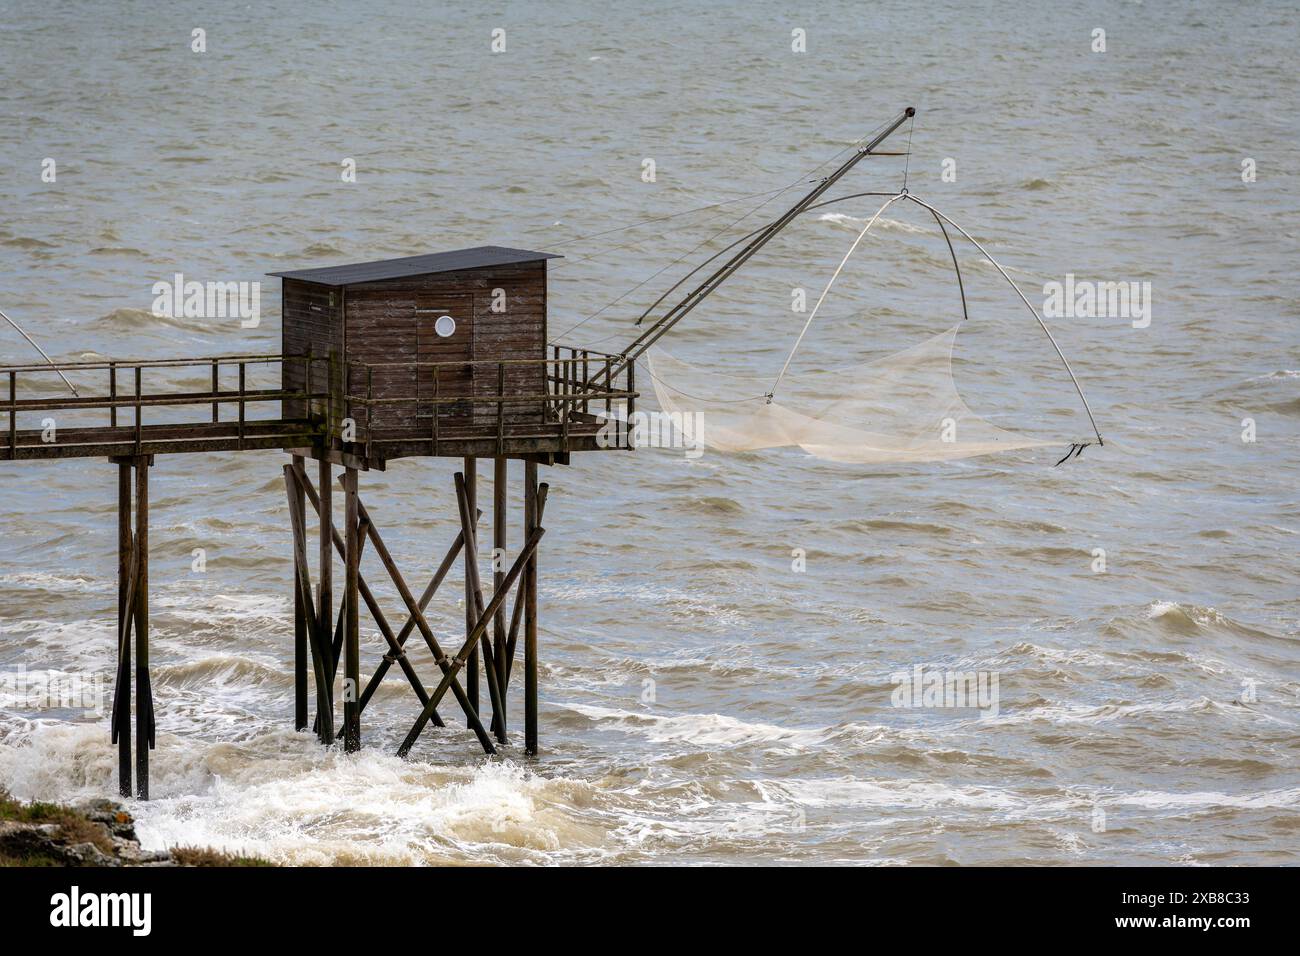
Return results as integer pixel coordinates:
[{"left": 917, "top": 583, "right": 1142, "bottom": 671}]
[{"left": 434, "top": 315, "right": 456, "bottom": 337}]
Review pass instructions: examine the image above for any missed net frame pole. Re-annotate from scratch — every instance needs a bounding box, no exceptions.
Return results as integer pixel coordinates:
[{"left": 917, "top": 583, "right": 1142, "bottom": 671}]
[{"left": 612, "top": 107, "right": 916, "bottom": 377}]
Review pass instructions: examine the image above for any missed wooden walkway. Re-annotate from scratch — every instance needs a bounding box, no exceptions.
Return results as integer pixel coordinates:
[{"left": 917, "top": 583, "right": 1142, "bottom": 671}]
[
  {"left": 1, "top": 350, "right": 632, "bottom": 465},
  {"left": 1, "top": 348, "right": 633, "bottom": 796},
  {"left": 0, "top": 354, "right": 316, "bottom": 461}
]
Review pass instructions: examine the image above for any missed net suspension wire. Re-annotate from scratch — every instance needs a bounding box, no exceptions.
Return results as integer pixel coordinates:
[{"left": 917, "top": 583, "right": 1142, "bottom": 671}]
[
  {"left": 759, "top": 189, "right": 1102, "bottom": 448},
  {"left": 549, "top": 113, "right": 905, "bottom": 345},
  {"left": 610, "top": 108, "right": 918, "bottom": 379},
  {"left": 766, "top": 193, "right": 904, "bottom": 401}
]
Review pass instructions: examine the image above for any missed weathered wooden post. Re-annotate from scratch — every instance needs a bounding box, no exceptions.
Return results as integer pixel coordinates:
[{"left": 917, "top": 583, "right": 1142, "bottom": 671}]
[
  {"left": 493, "top": 456, "right": 508, "bottom": 736},
  {"left": 317, "top": 458, "right": 334, "bottom": 745},
  {"left": 284, "top": 463, "right": 333, "bottom": 745},
  {"left": 115, "top": 462, "right": 132, "bottom": 797},
  {"left": 524, "top": 460, "right": 539, "bottom": 755},
  {"left": 343, "top": 466, "right": 361, "bottom": 751},
  {"left": 463, "top": 456, "right": 479, "bottom": 722},
  {"left": 456, "top": 472, "right": 507, "bottom": 745},
  {"left": 292, "top": 455, "right": 308, "bottom": 731},
  {"left": 133, "top": 455, "right": 151, "bottom": 799}
]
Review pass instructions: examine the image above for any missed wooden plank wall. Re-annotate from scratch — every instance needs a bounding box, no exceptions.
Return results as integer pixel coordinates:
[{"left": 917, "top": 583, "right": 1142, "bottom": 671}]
[
  {"left": 281, "top": 280, "right": 342, "bottom": 429},
  {"left": 339, "top": 262, "right": 548, "bottom": 440},
  {"left": 344, "top": 290, "right": 474, "bottom": 431},
  {"left": 468, "top": 261, "right": 547, "bottom": 428}
]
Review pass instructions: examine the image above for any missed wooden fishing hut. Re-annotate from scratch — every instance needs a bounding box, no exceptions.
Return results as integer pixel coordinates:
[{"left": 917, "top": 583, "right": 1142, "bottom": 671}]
[
  {"left": 0, "top": 244, "right": 637, "bottom": 799},
  {"left": 1, "top": 105, "right": 920, "bottom": 802}
]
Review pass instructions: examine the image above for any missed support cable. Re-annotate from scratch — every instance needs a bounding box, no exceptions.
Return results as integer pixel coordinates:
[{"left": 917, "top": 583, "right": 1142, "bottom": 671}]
[{"left": 768, "top": 193, "right": 904, "bottom": 400}]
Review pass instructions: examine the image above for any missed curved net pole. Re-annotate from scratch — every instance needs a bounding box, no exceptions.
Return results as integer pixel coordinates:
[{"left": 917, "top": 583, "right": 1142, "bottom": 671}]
[
  {"left": 806, "top": 191, "right": 970, "bottom": 323},
  {"left": 0, "top": 307, "right": 79, "bottom": 396},
  {"left": 900, "top": 194, "right": 1103, "bottom": 447},
  {"left": 768, "top": 193, "right": 905, "bottom": 401},
  {"left": 927, "top": 209, "right": 969, "bottom": 323}
]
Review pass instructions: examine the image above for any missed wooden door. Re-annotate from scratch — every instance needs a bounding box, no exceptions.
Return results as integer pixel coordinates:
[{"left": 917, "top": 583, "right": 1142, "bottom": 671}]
[
  {"left": 345, "top": 290, "right": 417, "bottom": 434},
  {"left": 415, "top": 294, "right": 474, "bottom": 429}
]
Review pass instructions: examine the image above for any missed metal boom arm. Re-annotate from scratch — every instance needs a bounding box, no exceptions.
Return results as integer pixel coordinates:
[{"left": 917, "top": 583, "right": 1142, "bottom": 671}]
[{"left": 610, "top": 106, "right": 915, "bottom": 379}]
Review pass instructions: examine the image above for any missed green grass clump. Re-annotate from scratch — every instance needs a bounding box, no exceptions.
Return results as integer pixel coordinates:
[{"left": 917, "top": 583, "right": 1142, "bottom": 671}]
[
  {"left": 169, "top": 846, "right": 275, "bottom": 867},
  {"left": 0, "top": 788, "right": 116, "bottom": 854}
]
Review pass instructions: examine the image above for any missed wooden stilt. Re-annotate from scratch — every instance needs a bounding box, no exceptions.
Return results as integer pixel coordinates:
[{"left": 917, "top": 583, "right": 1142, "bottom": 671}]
[
  {"left": 463, "top": 457, "right": 479, "bottom": 722},
  {"left": 283, "top": 465, "right": 333, "bottom": 744},
  {"left": 114, "top": 462, "right": 133, "bottom": 797},
  {"left": 325, "top": 578, "right": 347, "bottom": 689},
  {"left": 343, "top": 467, "right": 361, "bottom": 752},
  {"left": 317, "top": 457, "right": 334, "bottom": 744},
  {"left": 294, "top": 469, "right": 368, "bottom": 743},
  {"left": 292, "top": 455, "right": 308, "bottom": 731},
  {"left": 458, "top": 473, "right": 507, "bottom": 744},
  {"left": 313, "top": 515, "right": 365, "bottom": 737},
  {"left": 505, "top": 483, "right": 546, "bottom": 687},
  {"left": 323, "top": 521, "right": 365, "bottom": 691},
  {"left": 524, "top": 461, "right": 540, "bottom": 756},
  {"left": 133, "top": 456, "right": 152, "bottom": 799},
  {"left": 493, "top": 456, "right": 508, "bottom": 737}
]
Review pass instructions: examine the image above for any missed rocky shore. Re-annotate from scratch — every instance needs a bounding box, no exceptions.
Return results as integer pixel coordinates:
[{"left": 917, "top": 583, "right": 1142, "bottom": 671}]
[{"left": 0, "top": 790, "right": 271, "bottom": 867}]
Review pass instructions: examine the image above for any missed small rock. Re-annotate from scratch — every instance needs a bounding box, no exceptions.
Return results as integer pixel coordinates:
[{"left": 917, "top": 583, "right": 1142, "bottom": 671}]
[
  {"left": 75, "top": 798, "right": 138, "bottom": 840},
  {"left": 0, "top": 821, "right": 118, "bottom": 866}
]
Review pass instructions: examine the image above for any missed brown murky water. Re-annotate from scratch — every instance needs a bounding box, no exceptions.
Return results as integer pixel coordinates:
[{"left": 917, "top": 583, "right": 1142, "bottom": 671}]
[{"left": 0, "top": 1, "right": 1297, "bottom": 864}]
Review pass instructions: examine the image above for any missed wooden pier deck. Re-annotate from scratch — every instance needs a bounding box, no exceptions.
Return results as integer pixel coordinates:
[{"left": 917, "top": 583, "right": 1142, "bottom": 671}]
[
  {"left": 1, "top": 343, "right": 634, "bottom": 798},
  {"left": 1, "top": 348, "right": 634, "bottom": 466},
  {"left": 0, "top": 229, "right": 669, "bottom": 805}
]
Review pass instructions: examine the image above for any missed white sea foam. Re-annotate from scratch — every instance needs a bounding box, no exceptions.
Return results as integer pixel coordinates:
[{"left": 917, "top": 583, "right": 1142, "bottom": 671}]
[
  {"left": 1114, "top": 789, "right": 1300, "bottom": 811},
  {"left": 0, "top": 571, "right": 108, "bottom": 593},
  {"left": 563, "top": 702, "right": 831, "bottom": 750},
  {"left": 0, "top": 720, "right": 613, "bottom": 864},
  {"left": 980, "top": 697, "right": 1268, "bottom": 728},
  {"left": 760, "top": 776, "right": 1029, "bottom": 812},
  {"left": 153, "top": 590, "right": 288, "bottom": 623},
  {"left": 817, "top": 212, "right": 929, "bottom": 234},
  {"left": 134, "top": 753, "right": 597, "bottom": 864},
  {"left": 1145, "top": 600, "right": 1230, "bottom": 626}
]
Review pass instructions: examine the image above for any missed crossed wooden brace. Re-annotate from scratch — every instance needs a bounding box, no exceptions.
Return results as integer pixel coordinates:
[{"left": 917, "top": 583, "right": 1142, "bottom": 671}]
[
  {"left": 282, "top": 464, "right": 546, "bottom": 756},
  {"left": 396, "top": 471, "right": 547, "bottom": 758},
  {"left": 283, "top": 463, "right": 491, "bottom": 749}
]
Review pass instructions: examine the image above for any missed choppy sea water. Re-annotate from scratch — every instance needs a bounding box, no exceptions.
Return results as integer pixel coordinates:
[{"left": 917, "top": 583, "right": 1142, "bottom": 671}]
[{"left": 0, "top": 1, "right": 1297, "bottom": 865}]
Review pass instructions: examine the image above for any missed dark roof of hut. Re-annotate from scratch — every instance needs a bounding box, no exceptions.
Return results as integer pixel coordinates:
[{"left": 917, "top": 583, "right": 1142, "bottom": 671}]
[{"left": 268, "top": 245, "right": 562, "bottom": 287}]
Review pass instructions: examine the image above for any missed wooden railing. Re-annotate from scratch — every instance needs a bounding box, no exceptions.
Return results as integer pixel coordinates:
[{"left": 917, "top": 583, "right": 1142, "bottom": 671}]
[
  {"left": 1, "top": 355, "right": 326, "bottom": 459},
  {"left": 1, "top": 348, "right": 637, "bottom": 460},
  {"left": 341, "top": 346, "right": 636, "bottom": 456}
]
